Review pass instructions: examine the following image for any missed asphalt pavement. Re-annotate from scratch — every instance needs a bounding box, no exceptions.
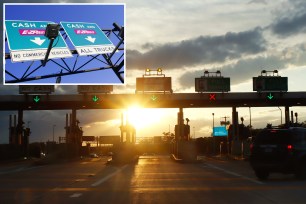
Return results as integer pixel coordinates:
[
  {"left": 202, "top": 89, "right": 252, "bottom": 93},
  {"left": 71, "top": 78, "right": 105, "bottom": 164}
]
[{"left": 0, "top": 155, "right": 306, "bottom": 204}]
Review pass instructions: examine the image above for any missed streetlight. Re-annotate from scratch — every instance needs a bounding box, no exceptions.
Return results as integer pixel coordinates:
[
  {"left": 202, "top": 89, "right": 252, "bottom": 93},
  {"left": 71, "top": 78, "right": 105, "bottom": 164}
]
[
  {"left": 193, "top": 126, "right": 195, "bottom": 139},
  {"left": 278, "top": 107, "right": 282, "bottom": 125},
  {"left": 52, "top": 125, "right": 56, "bottom": 143},
  {"left": 212, "top": 113, "right": 215, "bottom": 154},
  {"left": 212, "top": 113, "right": 215, "bottom": 129}
]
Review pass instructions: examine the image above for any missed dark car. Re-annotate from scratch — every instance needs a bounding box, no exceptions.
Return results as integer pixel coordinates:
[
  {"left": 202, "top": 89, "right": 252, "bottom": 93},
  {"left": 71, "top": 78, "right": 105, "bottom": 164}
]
[{"left": 250, "top": 127, "right": 306, "bottom": 180}]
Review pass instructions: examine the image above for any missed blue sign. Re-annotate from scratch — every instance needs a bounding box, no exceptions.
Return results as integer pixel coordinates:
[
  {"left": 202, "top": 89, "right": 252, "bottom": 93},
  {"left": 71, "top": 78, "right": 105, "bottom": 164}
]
[
  {"left": 5, "top": 20, "right": 72, "bottom": 62},
  {"left": 5, "top": 20, "right": 68, "bottom": 51},
  {"left": 60, "top": 22, "right": 115, "bottom": 55},
  {"left": 213, "top": 126, "right": 228, "bottom": 137}
]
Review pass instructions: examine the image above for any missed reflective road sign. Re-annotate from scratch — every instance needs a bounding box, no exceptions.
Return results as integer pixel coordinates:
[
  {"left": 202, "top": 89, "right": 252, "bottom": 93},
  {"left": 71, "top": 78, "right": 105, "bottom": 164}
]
[
  {"left": 60, "top": 22, "right": 115, "bottom": 56},
  {"left": 5, "top": 20, "right": 72, "bottom": 62}
]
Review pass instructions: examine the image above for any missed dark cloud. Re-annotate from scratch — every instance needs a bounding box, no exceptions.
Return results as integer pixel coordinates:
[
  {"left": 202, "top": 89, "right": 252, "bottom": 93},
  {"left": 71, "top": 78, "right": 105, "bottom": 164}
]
[
  {"left": 271, "top": 13, "right": 306, "bottom": 37},
  {"left": 127, "top": 27, "right": 266, "bottom": 70},
  {"left": 179, "top": 55, "right": 287, "bottom": 90},
  {"left": 270, "top": 0, "right": 306, "bottom": 37}
]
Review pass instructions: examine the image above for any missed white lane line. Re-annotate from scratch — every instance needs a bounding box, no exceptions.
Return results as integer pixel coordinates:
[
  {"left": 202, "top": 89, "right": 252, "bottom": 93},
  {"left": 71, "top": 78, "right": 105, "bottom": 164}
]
[
  {"left": 0, "top": 166, "right": 43, "bottom": 175},
  {"left": 91, "top": 164, "right": 128, "bottom": 187},
  {"left": 70, "top": 193, "right": 82, "bottom": 198},
  {"left": 204, "top": 164, "right": 264, "bottom": 185}
]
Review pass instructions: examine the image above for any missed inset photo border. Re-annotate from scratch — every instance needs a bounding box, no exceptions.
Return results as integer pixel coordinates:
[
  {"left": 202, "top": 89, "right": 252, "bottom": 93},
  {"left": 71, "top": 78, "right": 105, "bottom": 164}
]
[{"left": 3, "top": 3, "right": 125, "bottom": 85}]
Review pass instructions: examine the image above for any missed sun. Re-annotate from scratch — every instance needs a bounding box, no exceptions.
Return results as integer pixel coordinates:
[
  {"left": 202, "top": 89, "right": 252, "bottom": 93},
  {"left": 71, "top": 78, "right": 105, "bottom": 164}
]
[{"left": 127, "top": 106, "right": 164, "bottom": 130}]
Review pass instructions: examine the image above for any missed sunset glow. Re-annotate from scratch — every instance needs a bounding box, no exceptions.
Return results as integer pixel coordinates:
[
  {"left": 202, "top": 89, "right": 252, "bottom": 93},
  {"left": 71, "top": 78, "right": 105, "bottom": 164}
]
[{"left": 127, "top": 106, "right": 164, "bottom": 130}]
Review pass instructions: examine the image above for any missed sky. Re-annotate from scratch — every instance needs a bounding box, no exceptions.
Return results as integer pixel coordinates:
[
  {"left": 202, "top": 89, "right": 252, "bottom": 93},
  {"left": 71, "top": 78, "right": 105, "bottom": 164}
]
[
  {"left": 4, "top": 4, "right": 124, "bottom": 84},
  {"left": 0, "top": 0, "right": 306, "bottom": 143}
]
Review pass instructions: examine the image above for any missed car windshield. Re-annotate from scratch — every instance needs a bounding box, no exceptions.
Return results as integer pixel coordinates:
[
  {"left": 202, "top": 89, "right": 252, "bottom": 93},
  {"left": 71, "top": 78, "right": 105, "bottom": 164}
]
[{"left": 255, "top": 130, "right": 292, "bottom": 145}]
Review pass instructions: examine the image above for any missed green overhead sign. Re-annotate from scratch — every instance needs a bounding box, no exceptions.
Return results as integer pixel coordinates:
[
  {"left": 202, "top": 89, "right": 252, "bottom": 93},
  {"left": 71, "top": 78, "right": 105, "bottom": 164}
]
[
  {"left": 195, "top": 77, "right": 230, "bottom": 92},
  {"left": 253, "top": 77, "right": 288, "bottom": 92}
]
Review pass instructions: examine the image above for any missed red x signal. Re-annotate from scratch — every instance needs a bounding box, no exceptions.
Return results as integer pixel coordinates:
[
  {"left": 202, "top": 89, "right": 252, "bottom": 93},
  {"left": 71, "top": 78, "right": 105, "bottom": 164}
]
[{"left": 209, "top": 93, "right": 216, "bottom": 101}]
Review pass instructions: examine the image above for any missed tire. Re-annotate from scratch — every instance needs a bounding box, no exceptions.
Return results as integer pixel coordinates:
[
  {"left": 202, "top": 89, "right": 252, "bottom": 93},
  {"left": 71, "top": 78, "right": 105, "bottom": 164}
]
[{"left": 254, "top": 169, "right": 269, "bottom": 180}]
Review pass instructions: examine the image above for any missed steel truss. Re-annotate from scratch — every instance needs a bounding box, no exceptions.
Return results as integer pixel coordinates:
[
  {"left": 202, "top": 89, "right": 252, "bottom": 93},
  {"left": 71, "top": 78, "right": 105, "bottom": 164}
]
[{"left": 5, "top": 24, "right": 124, "bottom": 84}]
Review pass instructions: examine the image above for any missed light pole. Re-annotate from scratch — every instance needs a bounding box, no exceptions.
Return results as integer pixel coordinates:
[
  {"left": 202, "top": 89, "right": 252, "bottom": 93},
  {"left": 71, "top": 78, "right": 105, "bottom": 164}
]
[
  {"left": 212, "top": 113, "right": 215, "bottom": 154},
  {"left": 212, "top": 113, "right": 215, "bottom": 133},
  {"left": 193, "top": 126, "right": 195, "bottom": 139},
  {"left": 249, "top": 107, "right": 252, "bottom": 128},
  {"left": 278, "top": 107, "right": 282, "bottom": 125},
  {"left": 52, "top": 125, "right": 56, "bottom": 143}
]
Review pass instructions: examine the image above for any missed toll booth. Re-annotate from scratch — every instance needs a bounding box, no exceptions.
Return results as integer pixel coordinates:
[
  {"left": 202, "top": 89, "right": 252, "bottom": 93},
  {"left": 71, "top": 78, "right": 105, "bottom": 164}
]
[
  {"left": 112, "top": 112, "right": 138, "bottom": 164},
  {"left": 172, "top": 109, "right": 197, "bottom": 162}
]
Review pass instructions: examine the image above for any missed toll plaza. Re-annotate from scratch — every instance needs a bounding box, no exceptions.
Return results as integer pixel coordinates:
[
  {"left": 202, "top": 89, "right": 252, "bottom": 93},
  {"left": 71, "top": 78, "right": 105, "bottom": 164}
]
[{"left": 1, "top": 69, "right": 305, "bottom": 163}]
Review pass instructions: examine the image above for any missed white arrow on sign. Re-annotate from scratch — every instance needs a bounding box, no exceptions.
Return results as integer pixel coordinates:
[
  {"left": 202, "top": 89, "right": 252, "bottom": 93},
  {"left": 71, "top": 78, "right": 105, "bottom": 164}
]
[
  {"left": 85, "top": 36, "right": 96, "bottom": 43},
  {"left": 30, "top": 37, "right": 46, "bottom": 46}
]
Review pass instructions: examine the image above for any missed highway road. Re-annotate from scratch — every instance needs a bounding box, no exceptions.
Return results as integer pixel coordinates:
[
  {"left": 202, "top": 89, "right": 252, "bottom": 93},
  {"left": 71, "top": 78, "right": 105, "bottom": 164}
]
[{"left": 1, "top": 155, "right": 306, "bottom": 204}]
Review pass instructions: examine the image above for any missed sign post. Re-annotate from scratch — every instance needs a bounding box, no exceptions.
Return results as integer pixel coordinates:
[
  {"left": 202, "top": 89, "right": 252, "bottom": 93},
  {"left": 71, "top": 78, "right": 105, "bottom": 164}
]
[
  {"left": 60, "top": 22, "right": 115, "bottom": 56},
  {"left": 5, "top": 20, "right": 72, "bottom": 62}
]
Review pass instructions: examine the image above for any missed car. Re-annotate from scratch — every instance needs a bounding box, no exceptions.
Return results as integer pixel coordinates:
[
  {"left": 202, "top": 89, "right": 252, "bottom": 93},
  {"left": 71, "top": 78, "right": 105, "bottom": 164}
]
[
  {"left": 250, "top": 126, "right": 306, "bottom": 180},
  {"left": 89, "top": 153, "right": 99, "bottom": 158}
]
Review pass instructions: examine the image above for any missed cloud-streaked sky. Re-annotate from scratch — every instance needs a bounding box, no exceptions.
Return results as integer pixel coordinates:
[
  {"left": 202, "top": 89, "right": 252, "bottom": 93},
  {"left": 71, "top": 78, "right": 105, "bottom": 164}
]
[{"left": 1, "top": 0, "right": 306, "bottom": 143}]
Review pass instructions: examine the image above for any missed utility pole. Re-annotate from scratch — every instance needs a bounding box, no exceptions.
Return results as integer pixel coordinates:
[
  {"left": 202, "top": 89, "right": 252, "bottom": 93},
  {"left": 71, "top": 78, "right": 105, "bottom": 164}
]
[{"left": 220, "top": 116, "right": 230, "bottom": 126}]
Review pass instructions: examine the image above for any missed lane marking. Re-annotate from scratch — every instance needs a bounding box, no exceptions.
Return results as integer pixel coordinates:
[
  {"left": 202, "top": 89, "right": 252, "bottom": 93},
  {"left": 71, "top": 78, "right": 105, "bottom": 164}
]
[
  {"left": 91, "top": 164, "right": 128, "bottom": 187},
  {"left": 0, "top": 166, "right": 43, "bottom": 175},
  {"left": 70, "top": 193, "right": 82, "bottom": 198},
  {"left": 204, "top": 163, "right": 264, "bottom": 185}
]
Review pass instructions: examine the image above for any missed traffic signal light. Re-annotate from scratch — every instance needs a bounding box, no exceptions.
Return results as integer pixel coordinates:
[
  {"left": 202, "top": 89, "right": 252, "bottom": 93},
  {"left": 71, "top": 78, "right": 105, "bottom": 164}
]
[
  {"left": 151, "top": 95, "right": 158, "bottom": 101},
  {"left": 266, "top": 93, "right": 274, "bottom": 100},
  {"left": 92, "top": 95, "right": 99, "bottom": 102},
  {"left": 209, "top": 93, "right": 216, "bottom": 101},
  {"left": 33, "top": 95, "right": 40, "bottom": 103}
]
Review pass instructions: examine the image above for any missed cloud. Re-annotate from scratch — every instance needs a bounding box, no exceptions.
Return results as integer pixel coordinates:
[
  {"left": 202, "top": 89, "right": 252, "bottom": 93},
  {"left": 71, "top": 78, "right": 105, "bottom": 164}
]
[
  {"left": 248, "top": 0, "right": 267, "bottom": 5},
  {"left": 271, "top": 13, "right": 306, "bottom": 37},
  {"left": 270, "top": 0, "right": 306, "bottom": 37},
  {"left": 178, "top": 41, "right": 306, "bottom": 90},
  {"left": 126, "top": 27, "right": 266, "bottom": 70},
  {"left": 179, "top": 55, "right": 287, "bottom": 89}
]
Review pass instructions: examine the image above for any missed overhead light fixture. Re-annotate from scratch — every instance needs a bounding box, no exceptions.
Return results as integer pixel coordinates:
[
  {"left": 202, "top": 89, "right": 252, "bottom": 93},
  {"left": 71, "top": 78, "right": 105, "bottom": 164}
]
[
  {"left": 44, "top": 24, "right": 60, "bottom": 39},
  {"left": 42, "top": 23, "right": 60, "bottom": 67}
]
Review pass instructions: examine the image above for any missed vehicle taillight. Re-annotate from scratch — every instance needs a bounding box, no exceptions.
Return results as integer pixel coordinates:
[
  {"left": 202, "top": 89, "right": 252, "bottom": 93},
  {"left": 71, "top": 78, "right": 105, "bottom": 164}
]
[
  {"left": 287, "top": 144, "right": 293, "bottom": 151},
  {"left": 250, "top": 143, "right": 254, "bottom": 153}
]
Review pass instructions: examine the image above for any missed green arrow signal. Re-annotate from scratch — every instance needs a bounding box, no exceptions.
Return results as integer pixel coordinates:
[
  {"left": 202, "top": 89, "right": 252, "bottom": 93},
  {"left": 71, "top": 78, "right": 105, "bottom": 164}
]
[
  {"left": 92, "top": 95, "right": 99, "bottom": 102},
  {"left": 267, "top": 93, "right": 274, "bottom": 100},
  {"left": 33, "top": 95, "right": 40, "bottom": 103},
  {"left": 151, "top": 95, "right": 158, "bottom": 101}
]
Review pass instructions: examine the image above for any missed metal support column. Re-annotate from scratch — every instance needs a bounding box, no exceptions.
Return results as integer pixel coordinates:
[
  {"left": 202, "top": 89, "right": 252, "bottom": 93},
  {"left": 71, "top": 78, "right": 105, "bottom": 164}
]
[
  {"left": 72, "top": 109, "right": 77, "bottom": 144},
  {"left": 178, "top": 107, "right": 184, "bottom": 140},
  {"left": 285, "top": 106, "right": 290, "bottom": 126},
  {"left": 17, "top": 109, "right": 23, "bottom": 145},
  {"left": 232, "top": 107, "right": 238, "bottom": 140}
]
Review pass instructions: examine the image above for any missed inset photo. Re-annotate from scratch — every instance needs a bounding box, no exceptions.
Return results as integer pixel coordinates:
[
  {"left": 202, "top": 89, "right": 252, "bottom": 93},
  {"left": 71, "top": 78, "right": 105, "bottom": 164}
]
[{"left": 4, "top": 3, "right": 125, "bottom": 85}]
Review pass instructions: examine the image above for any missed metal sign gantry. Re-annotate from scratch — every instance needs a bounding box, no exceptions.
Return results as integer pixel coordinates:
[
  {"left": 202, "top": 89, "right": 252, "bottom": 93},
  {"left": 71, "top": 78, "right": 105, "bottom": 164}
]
[{"left": 0, "top": 92, "right": 305, "bottom": 110}]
